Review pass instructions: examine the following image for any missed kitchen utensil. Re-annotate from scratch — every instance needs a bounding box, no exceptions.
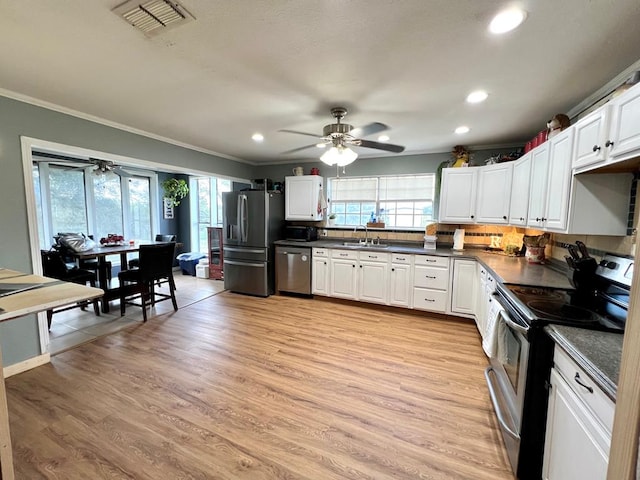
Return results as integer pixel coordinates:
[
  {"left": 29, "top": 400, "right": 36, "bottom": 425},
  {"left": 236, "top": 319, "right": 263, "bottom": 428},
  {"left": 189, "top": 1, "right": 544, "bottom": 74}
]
[
  {"left": 575, "top": 241, "right": 590, "bottom": 258},
  {"left": 564, "top": 255, "right": 576, "bottom": 269},
  {"left": 567, "top": 244, "right": 581, "bottom": 261}
]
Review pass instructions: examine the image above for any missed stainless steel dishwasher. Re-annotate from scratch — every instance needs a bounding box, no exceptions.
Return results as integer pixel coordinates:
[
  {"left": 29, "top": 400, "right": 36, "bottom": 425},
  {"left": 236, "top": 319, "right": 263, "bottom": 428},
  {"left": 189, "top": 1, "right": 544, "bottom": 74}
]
[{"left": 275, "top": 245, "right": 311, "bottom": 295}]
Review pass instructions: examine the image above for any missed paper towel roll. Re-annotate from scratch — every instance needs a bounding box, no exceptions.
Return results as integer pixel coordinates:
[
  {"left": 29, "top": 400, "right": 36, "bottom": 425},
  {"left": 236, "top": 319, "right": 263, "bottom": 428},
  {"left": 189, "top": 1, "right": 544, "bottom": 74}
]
[{"left": 453, "top": 229, "right": 465, "bottom": 251}]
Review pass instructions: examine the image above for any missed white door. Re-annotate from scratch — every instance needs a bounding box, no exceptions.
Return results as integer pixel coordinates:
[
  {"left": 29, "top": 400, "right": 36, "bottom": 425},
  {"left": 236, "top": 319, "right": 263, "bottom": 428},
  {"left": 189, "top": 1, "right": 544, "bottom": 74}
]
[
  {"left": 285, "top": 176, "right": 322, "bottom": 220},
  {"left": 330, "top": 258, "right": 358, "bottom": 299},
  {"left": 439, "top": 168, "right": 478, "bottom": 223},
  {"left": 527, "top": 143, "right": 551, "bottom": 228},
  {"left": 508, "top": 154, "right": 531, "bottom": 225},
  {"left": 389, "top": 263, "right": 412, "bottom": 307},
  {"left": 312, "top": 256, "right": 330, "bottom": 295},
  {"left": 450, "top": 259, "right": 476, "bottom": 316},
  {"left": 476, "top": 163, "right": 513, "bottom": 224},
  {"left": 358, "top": 261, "right": 388, "bottom": 304},
  {"left": 545, "top": 129, "right": 574, "bottom": 231},
  {"left": 543, "top": 369, "right": 609, "bottom": 480}
]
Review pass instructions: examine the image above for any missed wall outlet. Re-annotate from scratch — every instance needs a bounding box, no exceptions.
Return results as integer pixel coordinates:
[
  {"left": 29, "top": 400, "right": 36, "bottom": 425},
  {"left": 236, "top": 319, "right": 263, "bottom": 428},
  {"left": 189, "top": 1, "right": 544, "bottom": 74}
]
[{"left": 320, "top": 229, "right": 328, "bottom": 237}]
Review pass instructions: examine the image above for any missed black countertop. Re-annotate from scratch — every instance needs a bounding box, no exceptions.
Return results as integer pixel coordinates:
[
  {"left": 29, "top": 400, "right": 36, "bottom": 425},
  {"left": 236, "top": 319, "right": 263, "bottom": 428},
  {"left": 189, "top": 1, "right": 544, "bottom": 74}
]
[{"left": 545, "top": 325, "right": 623, "bottom": 401}]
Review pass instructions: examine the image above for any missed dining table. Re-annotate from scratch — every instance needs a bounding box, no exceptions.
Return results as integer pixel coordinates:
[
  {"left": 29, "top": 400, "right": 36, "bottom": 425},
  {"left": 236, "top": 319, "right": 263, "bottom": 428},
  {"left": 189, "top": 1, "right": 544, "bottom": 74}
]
[
  {"left": 0, "top": 267, "right": 103, "bottom": 479},
  {"left": 71, "top": 241, "right": 178, "bottom": 313}
]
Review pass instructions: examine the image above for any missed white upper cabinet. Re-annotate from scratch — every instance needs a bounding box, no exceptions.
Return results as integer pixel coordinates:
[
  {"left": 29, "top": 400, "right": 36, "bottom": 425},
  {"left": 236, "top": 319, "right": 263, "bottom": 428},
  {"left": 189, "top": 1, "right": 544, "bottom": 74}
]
[
  {"left": 476, "top": 162, "right": 513, "bottom": 224},
  {"left": 285, "top": 175, "right": 324, "bottom": 221},
  {"left": 572, "top": 105, "right": 611, "bottom": 171},
  {"left": 508, "top": 153, "right": 532, "bottom": 225},
  {"left": 544, "top": 128, "right": 575, "bottom": 231},
  {"left": 606, "top": 84, "right": 640, "bottom": 162},
  {"left": 527, "top": 142, "right": 551, "bottom": 228},
  {"left": 438, "top": 168, "right": 478, "bottom": 223}
]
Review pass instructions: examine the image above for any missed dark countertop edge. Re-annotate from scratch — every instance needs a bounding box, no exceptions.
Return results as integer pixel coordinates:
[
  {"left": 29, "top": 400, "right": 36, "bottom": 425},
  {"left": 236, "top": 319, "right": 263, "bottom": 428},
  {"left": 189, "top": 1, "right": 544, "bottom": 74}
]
[{"left": 545, "top": 325, "right": 619, "bottom": 401}]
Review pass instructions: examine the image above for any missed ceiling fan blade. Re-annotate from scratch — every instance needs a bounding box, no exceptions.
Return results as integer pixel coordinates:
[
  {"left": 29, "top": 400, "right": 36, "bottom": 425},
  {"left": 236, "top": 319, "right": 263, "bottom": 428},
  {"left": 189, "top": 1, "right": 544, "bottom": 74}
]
[
  {"left": 282, "top": 144, "right": 323, "bottom": 154},
  {"left": 278, "top": 129, "right": 321, "bottom": 139},
  {"left": 356, "top": 139, "right": 405, "bottom": 153},
  {"left": 349, "top": 122, "right": 389, "bottom": 138}
]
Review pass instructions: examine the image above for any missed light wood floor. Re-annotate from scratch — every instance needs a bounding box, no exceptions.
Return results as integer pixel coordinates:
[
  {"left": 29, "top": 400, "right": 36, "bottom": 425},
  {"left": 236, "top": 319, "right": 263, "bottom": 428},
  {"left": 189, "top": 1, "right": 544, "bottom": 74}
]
[{"left": 7, "top": 292, "right": 514, "bottom": 479}]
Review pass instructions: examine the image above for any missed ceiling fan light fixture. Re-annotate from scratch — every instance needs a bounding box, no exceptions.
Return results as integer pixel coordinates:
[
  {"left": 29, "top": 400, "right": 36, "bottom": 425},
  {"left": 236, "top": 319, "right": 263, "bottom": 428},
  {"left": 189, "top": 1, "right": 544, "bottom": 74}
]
[
  {"left": 378, "top": 135, "right": 390, "bottom": 142},
  {"left": 320, "top": 146, "right": 358, "bottom": 166},
  {"left": 466, "top": 90, "right": 489, "bottom": 103}
]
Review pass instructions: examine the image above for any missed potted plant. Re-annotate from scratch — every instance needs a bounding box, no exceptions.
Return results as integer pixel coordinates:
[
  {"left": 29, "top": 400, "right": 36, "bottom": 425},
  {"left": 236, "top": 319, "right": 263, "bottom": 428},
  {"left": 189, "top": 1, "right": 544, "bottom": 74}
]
[
  {"left": 161, "top": 178, "right": 189, "bottom": 207},
  {"left": 327, "top": 213, "right": 336, "bottom": 226}
]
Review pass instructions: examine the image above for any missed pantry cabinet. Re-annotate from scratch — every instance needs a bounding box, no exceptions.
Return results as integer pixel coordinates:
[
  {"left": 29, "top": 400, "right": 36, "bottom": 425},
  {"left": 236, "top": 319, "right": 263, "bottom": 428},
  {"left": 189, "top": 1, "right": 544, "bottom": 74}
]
[
  {"left": 285, "top": 175, "right": 324, "bottom": 221},
  {"left": 439, "top": 168, "right": 478, "bottom": 223}
]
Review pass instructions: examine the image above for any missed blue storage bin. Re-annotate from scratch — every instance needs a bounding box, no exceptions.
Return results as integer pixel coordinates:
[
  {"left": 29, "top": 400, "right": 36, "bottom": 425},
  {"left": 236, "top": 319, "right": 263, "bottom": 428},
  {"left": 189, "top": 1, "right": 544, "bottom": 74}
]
[{"left": 176, "top": 252, "right": 206, "bottom": 276}]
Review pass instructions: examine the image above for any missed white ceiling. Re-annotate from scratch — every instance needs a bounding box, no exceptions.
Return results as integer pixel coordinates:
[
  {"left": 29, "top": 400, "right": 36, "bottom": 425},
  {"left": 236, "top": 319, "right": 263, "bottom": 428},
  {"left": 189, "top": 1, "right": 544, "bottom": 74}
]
[{"left": 1, "top": 0, "right": 640, "bottom": 165}]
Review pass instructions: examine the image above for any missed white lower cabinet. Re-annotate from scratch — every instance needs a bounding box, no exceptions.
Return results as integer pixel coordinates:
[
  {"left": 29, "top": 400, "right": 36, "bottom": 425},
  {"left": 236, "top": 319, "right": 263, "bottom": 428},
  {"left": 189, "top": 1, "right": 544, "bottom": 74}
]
[
  {"left": 389, "top": 253, "right": 413, "bottom": 308},
  {"left": 543, "top": 346, "right": 614, "bottom": 480},
  {"left": 475, "top": 264, "right": 487, "bottom": 335},
  {"left": 450, "top": 259, "right": 476, "bottom": 317},
  {"left": 358, "top": 251, "right": 390, "bottom": 305},
  {"left": 312, "top": 248, "right": 330, "bottom": 295},
  {"left": 329, "top": 250, "right": 358, "bottom": 300},
  {"left": 413, "top": 255, "right": 450, "bottom": 313}
]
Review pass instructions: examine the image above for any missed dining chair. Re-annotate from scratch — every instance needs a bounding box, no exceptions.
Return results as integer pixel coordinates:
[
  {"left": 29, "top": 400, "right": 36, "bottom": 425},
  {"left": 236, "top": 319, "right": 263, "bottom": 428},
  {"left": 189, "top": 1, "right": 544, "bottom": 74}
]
[
  {"left": 53, "top": 235, "right": 112, "bottom": 281},
  {"left": 127, "top": 234, "right": 177, "bottom": 269},
  {"left": 41, "top": 250, "right": 101, "bottom": 329},
  {"left": 118, "top": 243, "right": 178, "bottom": 322}
]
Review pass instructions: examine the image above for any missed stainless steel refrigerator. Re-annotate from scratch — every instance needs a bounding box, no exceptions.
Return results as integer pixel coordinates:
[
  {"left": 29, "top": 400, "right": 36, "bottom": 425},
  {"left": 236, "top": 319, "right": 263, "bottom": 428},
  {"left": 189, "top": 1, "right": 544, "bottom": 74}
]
[{"left": 222, "top": 190, "right": 284, "bottom": 296}]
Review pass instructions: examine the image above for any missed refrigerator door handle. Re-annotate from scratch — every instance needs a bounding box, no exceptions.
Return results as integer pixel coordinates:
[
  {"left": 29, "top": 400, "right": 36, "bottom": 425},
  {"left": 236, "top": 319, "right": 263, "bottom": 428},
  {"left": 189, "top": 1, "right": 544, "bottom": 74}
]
[
  {"left": 224, "top": 247, "right": 265, "bottom": 254},
  {"left": 239, "top": 194, "right": 248, "bottom": 243},
  {"left": 224, "top": 259, "right": 265, "bottom": 268}
]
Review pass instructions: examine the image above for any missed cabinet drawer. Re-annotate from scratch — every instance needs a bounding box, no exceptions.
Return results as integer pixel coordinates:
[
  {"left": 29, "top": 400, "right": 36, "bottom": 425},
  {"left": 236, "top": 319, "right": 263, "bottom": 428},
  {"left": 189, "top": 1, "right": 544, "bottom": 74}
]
[
  {"left": 414, "top": 255, "right": 449, "bottom": 268},
  {"left": 331, "top": 249, "right": 359, "bottom": 260},
  {"left": 313, "top": 248, "right": 329, "bottom": 258},
  {"left": 391, "top": 253, "right": 413, "bottom": 264},
  {"left": 358, "top": 251, "right": 390, "bottom": 262},
  {"left": 553, "top": 346, "right": 615, "bottom": 433},
  {"left": 413, "top": 266, "right": 449, "bottom": 290},
  {"left": 413, "top": 288, "right": 447, "bottom": 312}
]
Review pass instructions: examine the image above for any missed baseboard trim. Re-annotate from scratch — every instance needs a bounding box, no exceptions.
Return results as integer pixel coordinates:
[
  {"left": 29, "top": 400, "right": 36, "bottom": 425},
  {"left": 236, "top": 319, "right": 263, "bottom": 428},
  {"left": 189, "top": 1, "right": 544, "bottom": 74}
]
[{"left": 3, "top": 353, "right": 50, "bottom": 378}]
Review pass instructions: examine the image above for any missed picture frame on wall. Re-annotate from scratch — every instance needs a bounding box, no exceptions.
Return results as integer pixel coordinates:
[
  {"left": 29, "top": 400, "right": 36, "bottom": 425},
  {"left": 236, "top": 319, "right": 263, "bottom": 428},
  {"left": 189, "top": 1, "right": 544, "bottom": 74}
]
[{"left": 163, "top": 198, "right": 174, "bottom": 219}]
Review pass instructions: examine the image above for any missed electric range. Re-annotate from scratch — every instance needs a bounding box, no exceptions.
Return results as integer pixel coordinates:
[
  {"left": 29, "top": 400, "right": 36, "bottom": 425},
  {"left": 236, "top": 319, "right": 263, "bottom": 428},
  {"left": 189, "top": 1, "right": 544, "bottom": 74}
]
[{"left": 486, "top": 252, "right": 631, "bottom": 479}]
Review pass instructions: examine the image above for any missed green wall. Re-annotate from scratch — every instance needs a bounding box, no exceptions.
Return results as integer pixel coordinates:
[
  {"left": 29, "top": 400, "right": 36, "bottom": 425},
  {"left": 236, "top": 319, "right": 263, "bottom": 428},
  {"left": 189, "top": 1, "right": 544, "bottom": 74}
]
[{"left": 0, "top": 95, "right": 252, "bottom": 367}]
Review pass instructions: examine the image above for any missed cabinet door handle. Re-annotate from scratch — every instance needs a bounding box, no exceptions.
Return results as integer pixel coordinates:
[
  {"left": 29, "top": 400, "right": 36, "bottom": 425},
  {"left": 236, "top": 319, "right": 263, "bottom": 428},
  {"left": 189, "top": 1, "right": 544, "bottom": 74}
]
[
  {"left": 426, "top": 275, "right": 436, "bottom": 279},
  {"left": 391, "top": 268, "right": 395, "bottom": 271},
  {"left": 574, "top": 373, "right": 594, "bottom": 393},
  {"left": 359, "top": 265, "right": 362, "bottom": 268},
  {"left": 352, "top": 264, "right": 356, "bottom": 268},
  {"left": 605, "top": 140, "right": 614, "bottom": 148},
  {"left": 520, "top": 217, "right": 525, "bottom": 221},
  {"left": 470, "top": 215, "right": 475, "bottom": 219},
  {"left": 502, "top": 215, "right": 507, "bottom": 220},
  {"left": 424, "top": 298, "right": 435, "bottom": 302},
  {"left": 425, "top": 259, "right": 436, "bottom": 263},
  {"left": 592, "top": 145, "right": 601, "bottom": 152}
]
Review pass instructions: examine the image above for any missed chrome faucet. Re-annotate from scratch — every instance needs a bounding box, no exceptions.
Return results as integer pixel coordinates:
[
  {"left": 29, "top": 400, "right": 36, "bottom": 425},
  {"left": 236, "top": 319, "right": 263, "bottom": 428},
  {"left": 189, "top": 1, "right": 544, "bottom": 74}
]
[{"left": 354, "top": 224, "right": 369, "bottom": 245}]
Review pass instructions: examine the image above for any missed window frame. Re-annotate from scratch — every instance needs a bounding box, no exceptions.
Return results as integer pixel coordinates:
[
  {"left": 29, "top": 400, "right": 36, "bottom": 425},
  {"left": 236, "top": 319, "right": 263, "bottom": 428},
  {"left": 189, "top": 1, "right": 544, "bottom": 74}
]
[{"left": 327, "top": 173, "right": 435, "bottom": 229}]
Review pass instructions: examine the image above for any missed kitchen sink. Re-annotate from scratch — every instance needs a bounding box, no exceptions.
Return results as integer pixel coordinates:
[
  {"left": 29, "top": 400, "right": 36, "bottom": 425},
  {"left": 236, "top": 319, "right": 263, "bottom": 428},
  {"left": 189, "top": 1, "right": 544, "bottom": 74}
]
[{"left": 334, "top": 242, "right": 390, "bottom": 249}]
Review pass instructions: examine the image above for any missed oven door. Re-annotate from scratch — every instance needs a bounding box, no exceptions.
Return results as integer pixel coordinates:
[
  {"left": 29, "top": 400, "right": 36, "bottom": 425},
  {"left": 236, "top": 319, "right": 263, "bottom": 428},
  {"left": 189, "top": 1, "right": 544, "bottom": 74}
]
[{"left": 485, "top": 307, "right": 530, "bottom": 474}]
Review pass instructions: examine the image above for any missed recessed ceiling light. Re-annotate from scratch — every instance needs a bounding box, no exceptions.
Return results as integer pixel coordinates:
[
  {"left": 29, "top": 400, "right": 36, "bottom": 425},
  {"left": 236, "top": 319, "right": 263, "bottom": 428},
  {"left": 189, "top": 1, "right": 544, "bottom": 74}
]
[
  {"left": 489, "top": 8, "right": 526, "bottom": 34},
  {"left": 378, "top": 135, "right": 390, "bottom": 142},
  {"left": 251, "top": 133, "right": 264, "bottom": 142},
  {"left": 316, "top": 143, "right": 326, "bottom": 149},
  {"left": 466, "top": 90, "right": 489, "bottom": 103},
  {"left": 455, "top": 126, "right": 470, "bottom": 134}
]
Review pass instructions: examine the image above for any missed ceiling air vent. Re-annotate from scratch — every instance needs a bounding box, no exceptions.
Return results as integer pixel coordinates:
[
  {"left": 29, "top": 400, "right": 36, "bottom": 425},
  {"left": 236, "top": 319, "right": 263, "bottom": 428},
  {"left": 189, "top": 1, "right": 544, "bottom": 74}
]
[{"left": 113, "top": 0, "right": 194, "bottom": 36}]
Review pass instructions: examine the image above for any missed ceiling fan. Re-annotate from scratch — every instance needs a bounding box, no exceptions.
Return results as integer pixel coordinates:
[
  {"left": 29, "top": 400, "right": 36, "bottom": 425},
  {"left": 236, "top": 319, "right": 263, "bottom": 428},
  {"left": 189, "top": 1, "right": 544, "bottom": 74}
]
[
  {"left": 280, "top": 107, "right": 405, "bottom": 165},
  {"left": 33, "top": 151, "right": 133, "bottom": 177}
]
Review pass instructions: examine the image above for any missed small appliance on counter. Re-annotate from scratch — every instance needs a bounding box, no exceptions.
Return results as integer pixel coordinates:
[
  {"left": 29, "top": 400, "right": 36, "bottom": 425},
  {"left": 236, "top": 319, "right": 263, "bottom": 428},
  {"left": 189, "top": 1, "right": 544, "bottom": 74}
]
[
  {"left": 452, "top": 229, "right": 465, "bottom": 251},
  {"left": 284, "top": 225, "right": 318, "bottom": 242}
]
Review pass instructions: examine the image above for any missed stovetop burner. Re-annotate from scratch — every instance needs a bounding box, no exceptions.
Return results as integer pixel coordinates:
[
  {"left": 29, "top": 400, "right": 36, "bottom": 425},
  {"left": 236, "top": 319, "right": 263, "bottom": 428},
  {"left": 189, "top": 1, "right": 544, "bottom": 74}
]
[
  {"left": 526, "top": 300, "right": 601, "bottom": 324},
  {"left": 508, "top": 286, "right": 567, "bottom": 300}
]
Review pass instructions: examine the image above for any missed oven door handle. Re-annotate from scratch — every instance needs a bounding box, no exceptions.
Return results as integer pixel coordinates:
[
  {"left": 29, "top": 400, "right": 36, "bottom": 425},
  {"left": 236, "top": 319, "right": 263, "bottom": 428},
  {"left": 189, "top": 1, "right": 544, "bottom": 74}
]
[
  {"left": 484, "top": 367, "right": 521, "bottom": 441},
  {"left": 499, "top": 309, "right": 530, "bottom": 335}
]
